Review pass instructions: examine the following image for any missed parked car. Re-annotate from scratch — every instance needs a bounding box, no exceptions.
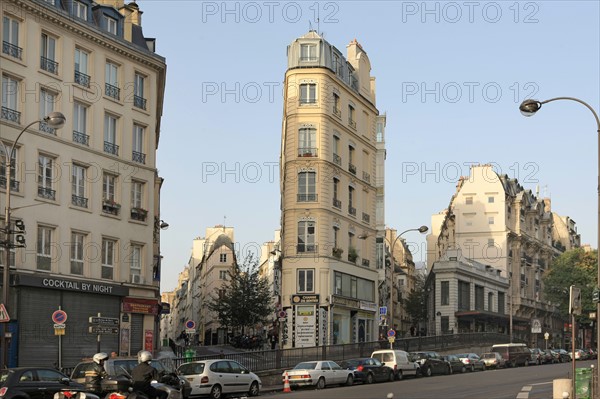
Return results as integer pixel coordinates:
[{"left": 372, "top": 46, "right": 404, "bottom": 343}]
[
  {"left": 491, "top": 343, "right": 530, "bottom": 367},
  {"left": 455, "top": 353, "right": 486, "bottom": 371},
  {"left": 570, "top": 349, "right": 587, "bottom": 360},
  {"left": 549, "top": 349, "right": 571, "bottom": 363},
  {"left": 586, "top": 348, "right": 598, "bottom": 359},
  {"left": 71, "top": 357, "right": 190, "bottom": 399},
  {"left": 443, "top": 354, "right": 467, "bottom": 374},
  {"left": 555, "top": 349, "right": 572, "bottom": 362},
  {"left": 0, "top": 367, "right": 100, "bottom": 399},
  {"left": 283, "top": 361, "right": 353, "bottom": 390},
  {"left": 410, "top": 351, "right": 450, "bottom": 376},
  {"left": 481, "top": 352, "right": 506, "bottom": 369},
  {"left": 371, "top": 349, "right": 420, "bottom": 380},
  {"left": 540, "top": 350, "right": 555, "bottom": 364},
  {"left": 529, "top": 348, "right": 544, "bottom": 365},
  {"left": 340, "top": 358, "right": 394, "bottom": 384},
  {"left": 177, "top": 359, "right": 261, "bottom": 398}
]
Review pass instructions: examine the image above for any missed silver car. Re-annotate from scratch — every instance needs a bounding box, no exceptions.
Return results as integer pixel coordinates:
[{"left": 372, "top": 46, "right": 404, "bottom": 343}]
[{"left": 283, "top": 360, "right": 354, "bottom": 389}]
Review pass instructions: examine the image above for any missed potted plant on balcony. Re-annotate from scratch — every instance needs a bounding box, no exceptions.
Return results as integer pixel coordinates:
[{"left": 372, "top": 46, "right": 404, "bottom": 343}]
[
  {"left": 332, "top": 247, "right": 343, "bottom": 259},
  {"left": 131, "top": 207, "right": 148, "bottom": 220},
  {"left": 348, "top": 246, "right": 358, "bottom": 263},
  {"left": 102, "top": 198, "right": 121, "bottom": 213}
]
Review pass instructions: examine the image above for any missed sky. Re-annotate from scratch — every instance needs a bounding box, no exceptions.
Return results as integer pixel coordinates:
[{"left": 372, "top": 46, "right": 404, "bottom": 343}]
[{"left": 136, "top": 1, "right": 600, "bottom": 293}]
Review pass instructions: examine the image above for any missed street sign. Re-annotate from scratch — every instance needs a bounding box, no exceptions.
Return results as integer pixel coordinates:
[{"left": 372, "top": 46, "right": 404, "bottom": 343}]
[
  {"left": 54, "top": 324, "right": 66, "bottom": 329},
  {"left": 544, "top": 332, "right": 550, "bottom": 340},
  {"left": 379, "top": 306, "right": 387, "bottom": 316},
  {"left": 388, "top": 337, "right": 395, "bottom": 343},
  {"left": 89, "top": 326, "right": 119, "bottom": 334},
  {"left": 278, "top": 311, "right": 287, "bottom": 318},
  {"left": 387, "top": 329, "right": 396, "bottom": 338},
  {"left": 0, "top": 303, "right": 10, "bottom": 322},
  {"left": 531, "top": 318, "right": 542, "bottom": 334},
  {"left": 89, "top": 316, "right": 119, "bottom": 326},
  {"left": 52, "top": 310, "right": 68, "bottom": 325},
  {"left": 185, "top": 320, "right": 196, "bottom": 330}
]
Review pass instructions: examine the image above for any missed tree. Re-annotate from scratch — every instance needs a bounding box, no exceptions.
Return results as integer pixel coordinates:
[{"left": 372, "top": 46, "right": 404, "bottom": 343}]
[
  {"left": 543, "top": 248, "right": 598, "bottom": 319},
  {"left": 404, "top": 274, "right": 428, "bottom": 331},
  {"left": 207, "top": 254, "right": 274, "bottom": 334}
]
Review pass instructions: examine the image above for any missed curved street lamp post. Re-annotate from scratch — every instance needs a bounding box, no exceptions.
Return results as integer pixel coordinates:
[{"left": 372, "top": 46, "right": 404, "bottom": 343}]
[
  {"left": 1, "top": 112, "right": 66, "bottom": 369},
  {"left": 519, "top": 97, "right": 599, "bottom": 397}
]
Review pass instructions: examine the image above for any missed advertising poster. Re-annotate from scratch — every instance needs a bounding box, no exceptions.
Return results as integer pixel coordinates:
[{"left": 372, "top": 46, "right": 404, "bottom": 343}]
[
  {"left": 294, "top": 305, "right": 315, "bottom": 347},
  {"left": 144, "top": 329, "right": 153, "bottom": 352},
  {"left": 120, "top": 328, "right": 130, "bottom": 356}
]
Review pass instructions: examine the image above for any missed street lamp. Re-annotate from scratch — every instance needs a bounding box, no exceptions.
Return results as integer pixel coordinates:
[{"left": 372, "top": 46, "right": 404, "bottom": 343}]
[
  {"left": 1, "top": 111, "right": 66, "bottom": 369},
  {"left": 519, "top": 97, "right": 600, "bottom": 392},
  {"left": 387, "top": 225, "right": 428, "bottom": 338}
]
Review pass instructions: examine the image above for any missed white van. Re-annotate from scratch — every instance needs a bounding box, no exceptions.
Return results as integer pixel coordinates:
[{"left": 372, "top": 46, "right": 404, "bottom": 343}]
[{"left": 371, "top": 349, "right": 420, "bottom": 380}]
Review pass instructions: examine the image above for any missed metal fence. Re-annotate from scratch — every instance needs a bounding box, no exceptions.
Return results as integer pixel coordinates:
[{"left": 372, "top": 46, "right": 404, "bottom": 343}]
[{"left": 167, "top": 332, "right": 518, "bottom": 372}]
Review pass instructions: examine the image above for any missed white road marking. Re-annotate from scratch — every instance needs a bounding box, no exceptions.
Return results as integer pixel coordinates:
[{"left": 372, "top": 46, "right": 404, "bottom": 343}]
[
  {"left": 516, "top": 392, "right": 529, "bottom": 399},
  {"left": 522, "top": 386, "right": 532, "bottom": 391}
]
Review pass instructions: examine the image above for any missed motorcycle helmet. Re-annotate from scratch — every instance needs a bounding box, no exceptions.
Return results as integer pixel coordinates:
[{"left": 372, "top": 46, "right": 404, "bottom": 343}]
[
  {"left": 93, "top": 352, "right": 109, "bottom": 364},
  {"left": 138, "top": 350, "right": 152, "bottom": 364}
]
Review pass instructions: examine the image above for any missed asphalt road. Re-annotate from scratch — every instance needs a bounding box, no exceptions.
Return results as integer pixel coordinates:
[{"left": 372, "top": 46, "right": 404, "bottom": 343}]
[{"left": 263, "top": 360, "right": 595, "bottom": 399}]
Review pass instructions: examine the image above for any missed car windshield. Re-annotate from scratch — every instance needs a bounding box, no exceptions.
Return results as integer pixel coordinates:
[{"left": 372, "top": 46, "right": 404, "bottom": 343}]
[
  {"left": 294, "top": 362, "right": 317, "bottom": 370},
  {"left": 178, "top": 363, "right": 205, "bottom": 375},
  {"left": 344, "top": 360, "right": 360, "bottom": 367}
]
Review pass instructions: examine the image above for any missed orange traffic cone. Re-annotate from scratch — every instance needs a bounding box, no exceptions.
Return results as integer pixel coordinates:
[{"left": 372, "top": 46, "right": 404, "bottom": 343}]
[{"left": 283, "top": 371, "right": 291, "bottom": 393}]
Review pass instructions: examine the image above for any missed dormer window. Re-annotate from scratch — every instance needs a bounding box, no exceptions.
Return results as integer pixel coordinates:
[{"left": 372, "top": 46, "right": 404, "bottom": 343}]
[
  {"left": 300, "top": 43, "right": 317, "bottom": 61},
  {"left": 73, "top": 1, "right": 88, "bottom": 20},
  {"left": 105, "top": 15, "right": 117, "bottom": 35}
]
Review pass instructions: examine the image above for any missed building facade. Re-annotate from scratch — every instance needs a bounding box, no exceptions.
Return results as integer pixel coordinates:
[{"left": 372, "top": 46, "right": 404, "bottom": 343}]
[
  {"left": 427, "top": 165, "right": 580, "bottom": 345},
  {"left": 279, "top": 32, "right": 382, "bottom": 347},
  {"left": 0, "top": 0, "right": 165, "bottom": 366}
]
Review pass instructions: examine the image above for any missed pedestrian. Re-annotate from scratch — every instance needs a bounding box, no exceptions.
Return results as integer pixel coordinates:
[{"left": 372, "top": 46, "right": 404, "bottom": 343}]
[{"left": 110, "top": 351, "right": 118, "bottom": 358}]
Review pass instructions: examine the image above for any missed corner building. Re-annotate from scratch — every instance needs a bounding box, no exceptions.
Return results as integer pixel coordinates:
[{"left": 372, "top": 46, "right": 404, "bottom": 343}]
[{"left": 280, "top": 32, "right": 382, "bottom": 347}]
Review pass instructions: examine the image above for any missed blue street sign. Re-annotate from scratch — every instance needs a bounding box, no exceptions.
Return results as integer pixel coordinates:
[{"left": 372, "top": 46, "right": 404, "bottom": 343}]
[{"left": 379, "top": 306, "right": 387, "bottom": 315}]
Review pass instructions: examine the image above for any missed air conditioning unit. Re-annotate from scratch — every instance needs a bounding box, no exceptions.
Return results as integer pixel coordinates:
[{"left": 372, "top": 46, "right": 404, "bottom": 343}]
[{"left": 131, "top": 274, "right": 143, "bottom": 284}]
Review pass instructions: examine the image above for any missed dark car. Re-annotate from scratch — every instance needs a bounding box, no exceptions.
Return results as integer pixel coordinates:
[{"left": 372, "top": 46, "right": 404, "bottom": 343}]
[
  {"left": 443, "top": 354, "right": 467, "bottom": 374},
  {"left": 0, "top": 367, "right": 100, "bottom": 399},
  {"left": 340, "top": 358, "right": 394, "bottom": 384},
  {"left": 410, "top": 351, "right": 450, "bottom": 377},
  {"left": 455, "top": 353, "right": 486, "bottom": 371}
]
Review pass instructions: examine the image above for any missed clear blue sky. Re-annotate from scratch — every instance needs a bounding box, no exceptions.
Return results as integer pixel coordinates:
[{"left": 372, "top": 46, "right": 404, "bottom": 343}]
[{"left": 137, "top": 1, "right": 600, "bottom": 292}]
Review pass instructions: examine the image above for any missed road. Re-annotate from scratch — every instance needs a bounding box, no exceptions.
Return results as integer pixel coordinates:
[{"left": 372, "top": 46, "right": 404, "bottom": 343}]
[{"left": 263, "top": 360, "right": 595, "bottom": 399}]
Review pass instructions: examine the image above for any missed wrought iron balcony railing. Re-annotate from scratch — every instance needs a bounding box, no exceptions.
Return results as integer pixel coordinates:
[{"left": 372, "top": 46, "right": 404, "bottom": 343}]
[
  {"left": 2, "top": 41, "right": 22, "bottom": 59},
  {"left": 297, "top": 243, "right": 317, "bottom": 253},
  {"left": 132, "top": 151, "right": 146, "bottom": 164},
  {"left": 74, "top": 70, "right": 91, "bottom": 87},
  {"left": 40, "top": 56, "right": 59, "bottom": 74},
  {"left": 362, "top": 171, "right": 370, "bottom": 183},
  {"left": 104, "top": 141, "right": 119, "bottom": 156},
  {"left": 298, "top": 148, "right": 318, "bottom": 157},
  {"left": 361, "top": 259, "right": 370, "bottom": 267},
  {"left": 1, "top": 107, "right": 21, "bottom": 124},
  {"left": 105, "top": 83, "right": 120, "bottom": 100},
  {"left": 348, "top": 206, "right": 356, "bottom": 216},
  {"left": 333, "top": 154, "right": 341, "bottom": 166},
  {"left": 39, "top": 121, "right": 56, "bottom": 135},
  {"left": 362, "top": 212, "right": 370, "bottom": 224},
  {"left": 297, "top": 194, "right": 317, "bottom": 202},
  {"left": 348, "top": 119, "right": 356, "bottom": 129},
  {"left": 71, "top": 194, "right": 88, "bottom": 208},
  {"left": 0, "top": 176, "right": 19, "bottom": 191},
  {"left": 348, "top": 163, "right": 357, "bottom": 175},
  {"left": 332, "top": 198, "right": 341, "bottom": 209},
  {"left": 73, "top": 130, "right": 89, "bottom": 146},
  {"left": 134, "top": 95, "right": 147, "bottom": 110},
  {"left": 38, "top": 186, "right": 56, "bottom": 200}
]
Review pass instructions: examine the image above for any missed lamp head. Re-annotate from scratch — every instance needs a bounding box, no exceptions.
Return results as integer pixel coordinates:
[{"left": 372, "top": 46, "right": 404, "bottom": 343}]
[
  {"left": 418, "top": 225, "right": 429, "bottom": 234},
  {"left": 159, "top": 220, "right": 169, "bottom": 230},
  {"left": 519, "top": 99, "right": 542, "bottom": 117},
  {"left": 44, "top": 112, "right": 66, "bottom": 128}
]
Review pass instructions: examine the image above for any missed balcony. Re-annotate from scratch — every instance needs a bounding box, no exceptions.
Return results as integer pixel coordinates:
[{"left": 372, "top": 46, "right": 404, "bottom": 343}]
[
  {"left": 40, "top": 56, "right": 59, "bottom": 74},
  {"left": 362, "top": 171, "right": 370, "bottom": 183},
  {"left": 361, "top": 259, "right": 370, "bottom": 267},
  {"left": 362, "top": 212, "right": 370, "bottom": 224},
  {"left": 348, "top": 206, "right": 356, "bottom": 216},
  {"left": 2, "top": 41, "right": 22, "bottom": 60},
  {"left": 39, "top": 121, "right": 56, "bottom": 135},
  {"left": 0, "top": 176, "right": 19, "bottom": 192},
  {"left": 73, "top": 130, "right": 89, "bottom": 146},
  {"left": 333, "top": 106, "right": 341, "bottom": 118},
  {"left": 297, "top": 243, "right": 317, "bottom": 253},
  {"left": 105, "top": 83, "right": 120, "bottom": 100},
  {"left": 74, "top": 71, "right": 91, "bottom": 88},
  {"left": 104, "top": 141, "right": 119, "bottom": 156},
  {"left": 298, "top": 148, "right": 318, "bottom": 157},
  {"left": 297, "top": 193, "right": 318, "bottom": 202},
  {"left": 71, "top": 194, "right": 88, "bottom": 208},
  {"left": 1, "top": 107, "right": 21, "bottom": 124},
  {"left": 132, "top": 151, "right": 146, "bottom": 164},
  {"left": 333, "top": 153, "right": 341, "bottom": 166},
  {"left": 102, "top": 200, "right": 120, "bottom": 216},
  {"left": 348, "top": 163, "right": 357, "bottom": 175},
  {"left": 134, "top": 95, "right": 147, "bottom": 110},
  {"left": 131, "top": 207, "right": 148, "bottom": 222},
  {"left": 348, "top": 119, "right": 356, "bottom": 129},
  {"left": 332, "top": 198, "right": 341, "bottom": 209},
  {"left": 38, "top": 186, "right": 56, "bottom": 200}
]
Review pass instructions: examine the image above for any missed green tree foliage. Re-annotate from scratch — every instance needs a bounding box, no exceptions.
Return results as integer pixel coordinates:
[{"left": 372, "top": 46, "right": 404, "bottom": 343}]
[
  {"left": 207, "top": 254, "right": 274, "bottom": 334},
  {"left": 543, "top": 248, "right": 598, "bottom": 319},
  {"left": 404, "top": 273, "right": 428, "bottom": 326}
]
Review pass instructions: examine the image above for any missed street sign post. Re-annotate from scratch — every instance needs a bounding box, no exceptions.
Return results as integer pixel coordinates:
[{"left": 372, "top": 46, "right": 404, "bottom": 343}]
[
  {"left": 89, "top": 326, "right": 119, "bottom": 334},
  {"left": 89, "top": 316, "right": 119, "bottom": 326},
  {"left": 0, "top": 303, "right": 10, "bottom": 322}
]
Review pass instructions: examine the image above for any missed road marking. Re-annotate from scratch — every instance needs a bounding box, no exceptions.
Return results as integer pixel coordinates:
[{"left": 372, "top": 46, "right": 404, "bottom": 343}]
[
  {"left": 530, "top": 381, "right": 553, "bottom": 386},
  {"left": 516, "top": 392, "right": 529, "bottom": 399},
  {"left": 522, "top": 386, "right": 532, "bottom": 391}
]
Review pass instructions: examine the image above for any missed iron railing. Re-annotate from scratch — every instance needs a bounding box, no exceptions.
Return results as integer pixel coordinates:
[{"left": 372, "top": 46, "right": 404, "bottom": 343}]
[
  {"left": 41, "top": 56, "right": 59, "bottom": 74},
  {"left": 1, "top": 107, "right": 20, "bottom": 124},
  {"left": 74, "top": 71, "right": 91, "bottom": 87},
  {"left": 73, "top": 130, "right": 89, "bottom": 146},
  {"left": 2, "top": 41, "right": 22, "bottom": 59}
]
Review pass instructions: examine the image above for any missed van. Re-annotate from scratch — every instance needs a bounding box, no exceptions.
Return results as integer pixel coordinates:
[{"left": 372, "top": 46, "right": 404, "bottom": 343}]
[
  {"left": 371, "top": 349, "right": 420, "bottom": 380},
  {"left": 491, "top": 343, "right": 530, "bottom": 368}
]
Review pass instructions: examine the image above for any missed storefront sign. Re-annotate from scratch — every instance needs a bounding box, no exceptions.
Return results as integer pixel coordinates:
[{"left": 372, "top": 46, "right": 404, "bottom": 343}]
[
  {"left": 360, "top": 301, "right": 377, "bottom": 312},
  {"left": 144, "top": 330, "right": 153, "bottom": 351},
  {"left": 294, "top": 305, "right": 315, "bottom": 347},
  {"left": 291, "top": 294, "right": 320, "bottom": 304},
  {"left": 330, "top": 295, "right": 360, "bottom": 308},
  {"left": 122, "top": 297, "right": 159, "bottom": 315},
  {"left": 17, "top": 274, "right": 129, "bottom": 296}
]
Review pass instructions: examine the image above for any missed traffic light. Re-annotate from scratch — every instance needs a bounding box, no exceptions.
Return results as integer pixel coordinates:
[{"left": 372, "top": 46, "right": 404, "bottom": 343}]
[{"left": 13, "top": 219, "right": 26, "bottom": 248}]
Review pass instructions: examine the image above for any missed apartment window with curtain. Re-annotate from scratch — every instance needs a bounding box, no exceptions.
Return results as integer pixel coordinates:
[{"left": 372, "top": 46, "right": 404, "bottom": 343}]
[
  {"left": 105, "top": 61, "right": 119, "bottom": 99},
  {"left": 2, "top": 75, "right": 20, "bottom": 123},
  {"left": 299, "top": 83, "right": 317, "bottom": 104},
  {"left": 74, "top": 48, "right": 90, "bottom": 87},
  {"left": 37, "top": 225, "right": 53, "bottom": 270},
  {"left": 104, "top": 114, "right": 119, "bottom": 155},
  {"left": 130, "top": 244, "right": 142, "bottom": 279},
  {"left": 133, "top": 73, "right": 146, "bottom": 109},
  {"left": 101, "top": 238, "right": 115, "bottom": 279},
  {"left": 2, "top": 15, "right": 21, "bottom": 59},
  {"left": 70, "top": 232, "right": 85, "bottom": 274},
  {"left": 298, "top": 127, "right": 316, "bottom": 156},
  {"left": 298, "top": 269, "right": 314, "bottom": 293},
  {"left": 132, "top": 124, "right": 145, "bottom": 164},
  {"left": 39, "top": 89, "right": 56, "bottom": 134},
  {"left": 71, "top": 164, "right": 87, "bottom": 208},
  {"left": 297, "top": 171, "right": 316, "bottom": 202},
  {"left": 130, "top": 180, "right": 146, "bottom": 221},
  {"left": 348, "top": 104, "right": 355, "bottom": 128},
  {"left": 300, "top": 43, "right": 316, "bottom": 61},
  {"left": 332, "top": 135, "right": 341, "bottom": 165},
  {"left": 38, "top": 155, "right": 56, "bottom": 200},
  {"left": 297, "top": 221, "right": 315, "bottom": 253},
  {"left": 348, "top": 146, "right": 356, "bottom": 174},
  {"left": 104, "top": 15, "right": 117, "bottom": 34},
  {"left": 333, "top": 178, "right": 340, "bottom": 208},
  {"left": 102, "top": 173, "right": 119, "bottom": 215},
  {"left": 348, "top": 186, "right": 356, "bottom": 216},
  {"left": 73, "top": 0, "right": 88, "bottom": 20},
  {"left": 333, "top": 92, "right": 340, "bottom": 116},
  {"left": 40, "top": 33, "right": 58, "bottom": 74},
  {"left": 72, "top": 102, "right": 89, "bottom": 145}
]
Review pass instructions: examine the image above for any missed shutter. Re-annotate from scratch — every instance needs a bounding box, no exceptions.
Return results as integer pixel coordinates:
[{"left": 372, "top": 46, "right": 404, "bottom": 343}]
[
  {"left": 18, "top": 288, "right": 59, "bottom": 367},
  {"left": 130, "top": 314, "right": 143, "bottom": 354}
]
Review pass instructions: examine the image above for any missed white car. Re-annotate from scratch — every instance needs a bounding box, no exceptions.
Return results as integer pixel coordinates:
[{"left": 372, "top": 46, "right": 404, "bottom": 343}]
[
  {"left": 283, "top": 360, "right": 354, "bottom": 389},
  {"left": 177, "top": 359, "right": 261, "bottom": 399}
]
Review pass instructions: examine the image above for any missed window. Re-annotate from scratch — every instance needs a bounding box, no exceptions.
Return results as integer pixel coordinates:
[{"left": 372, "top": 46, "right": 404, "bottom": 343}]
[
  {"left": 219, "top": 253, "right": 227, "bottom": 263},
  {"left": 475, "top": 285, "right": 484, "bottom": 311},
  {"left": 441, "top": 316, "right": 449, "bottom": 333},
  {"left": 70, "top": 232, "right": 85, "bottom": 274},
  {"left": 2, "top": 75, "right": 20, "bottom": 123},
  {"left": 40, "top": 33, "right": 58, "bottom": 74},
  {"left": 0, "top": 145, "right": 17, "bottom": 191},
  {"left": 219, "top": 270, "right": 228, "bottom": 280},
  {"left": 441, "top": 281, "right": 449, "bottom": 305},
  {"left": 488, "top": 292, "right": 494, "bottom": 312},
  {"left": 134, "top": 73, "right": 146, "bottom": 109},
  {"left": 348, "top": 146, "right": 356, "bottom": 174},
  {"left": 104, "top": 15, "right": 117, "bottom": 34},
  {"left": 333, "top": 178, "right": 340, "bottom": 208},
  {"left": 299, "top": 83, "right": 317, "bottom": 104},
  {"left": 300, "top": 43, "right": 316, "bottom": 61},
  {"left": 332, "top": 53, "right": 343, "bottom": 76},
  {"left": 348, "top": 186, "right": 355, "bottom": 215},
  {"left": 101, "top": 238, "right": 115, "bottom": 279},
  {"left": 333, "top": 226, "right": 339, "bottom": 249},
  {"left": 104, "top": 114, "right": 119, "bottom": 155},
  {"left": 39, "top": 89, "right": 56, "bottom": 134},
  {"left": 465, "top": 196, "right": 473, "bottom": 205},
  {"left": 298, "top": 269, "right": 314, "bottom": 292},
  {"left": 334, "top": 271, "right": 375, "bottom": 301},
  {"left": 297, "top": 221, "right": 315, "bottom": 253},
  {"left": 458, "top": 280, "right": 470, "bottom": 311},
  {"left": 105, "top": 62, "right": 119, "bottom": 99},
  {"left": 73, "top": 0, "right": 88, "bottom": 20},
  {"left": 348, "top": 104, "right": 355, "bottom": 128},
  {"left": 488, "top": 216, "right": 495, "bottom": 225},
  {"left": 333, "top": 92, "right": 340, "bottom": 116},
  {"left": 72, "top": 102, "right": 88, "bottom": 145},
  {"left": 71, "top": 164, "right": 87, "bottom": 207},
  {"left": 131, "top": 180, "right": 143, "bottom": 209},
  {"left": 297, "top": 171, "right": 316, "bottom": 202},
  {"left": 488, "top": 196, "right": 494, "bottom": 203},
  {"left": 298, "top": 127, "right": 316, "bottom": 156},
  {"left": 130, "top": 244, "right": 142, "bottom": 277},
  {"left": 498, "top": 292, "right": 505, "bottom": 314},
  {"left": 2, "top": 16, "right": 21, "bottom": 59},
  {"left": 376, "top": 121, "right": 384, "bottom": 142},
  {"left": 38, "top": 155, "right": 56, "bottom": 200},
  {"left": 74, "top": 48, "right": 90, "bottom": 87},
  {"left": 37, "top": 226, "right": 53, "bottom": 270},
  {"left": 102, "top": 173, "right": 119, "bottom": 215},
  {"left": 132, "top": 124, "right": 145, "bottom": 163}
]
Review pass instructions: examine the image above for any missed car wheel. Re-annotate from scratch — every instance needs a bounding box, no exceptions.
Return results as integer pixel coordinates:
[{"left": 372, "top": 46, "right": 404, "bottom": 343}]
[
  {"left": 209, "top": 384, "right": 222, "bottom": 399},
  {"left": 461, "top": 366, "right": 466, "bottom": 373},
  {"left": 316, "top": 377, "right": 326, "bottom": 389},
  {"left": 366, "top": 373, "right": 374, "bottom": 384},
  {"left": 390, "top": 370, "right": 397, "bottom": 382},
  {"left": 425, "top": 366, "right": 432, "bottom": 377},
  {"left": 248, "top": 381, "right": 259, "bottom": 397},
  {"left": 345, "top": 374, "right": 354, "bottom": 386}
]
